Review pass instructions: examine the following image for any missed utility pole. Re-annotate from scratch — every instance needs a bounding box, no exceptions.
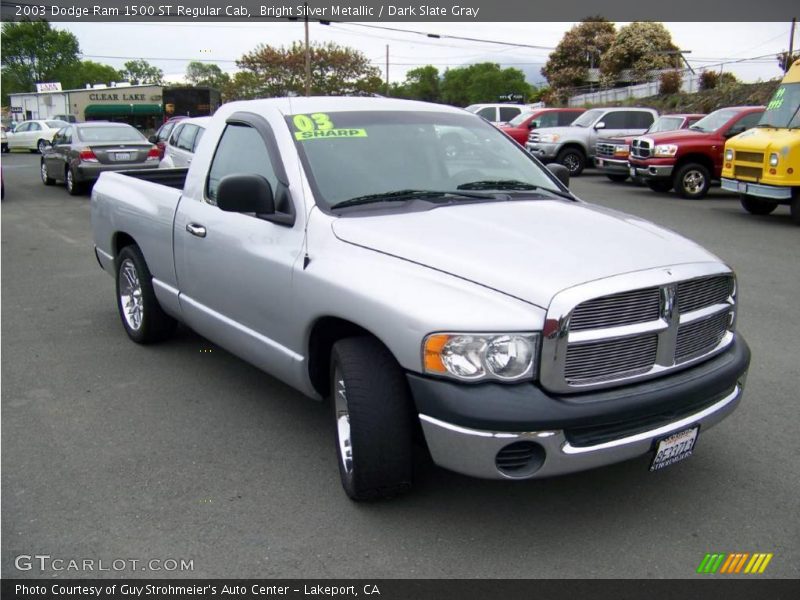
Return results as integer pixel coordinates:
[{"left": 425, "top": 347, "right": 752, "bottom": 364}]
[
  {"left": 304, "top": 2, "right": 311, "bottom": 96},
  {"left": 385, "top": 45, "right": 390, "bottom": 96},
  {"left": 787, "top": 17, "right": 796, "bottom": 73}
]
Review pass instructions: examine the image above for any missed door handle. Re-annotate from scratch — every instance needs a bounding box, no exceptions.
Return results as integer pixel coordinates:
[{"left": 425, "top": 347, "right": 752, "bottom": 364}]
[{"left": 186, "top": 223, "right": 207, "bottom": 238}]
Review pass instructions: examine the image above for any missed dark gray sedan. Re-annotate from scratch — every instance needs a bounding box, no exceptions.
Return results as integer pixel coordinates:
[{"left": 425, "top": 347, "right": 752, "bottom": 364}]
[{"left": 40, "top": 122, "right": 160, "bottom": 195}]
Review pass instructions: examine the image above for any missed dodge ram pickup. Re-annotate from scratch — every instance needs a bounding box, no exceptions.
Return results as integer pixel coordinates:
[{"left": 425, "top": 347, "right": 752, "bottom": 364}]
[{"left": 91, "top": 97, "right": 750, "bottom": 501}]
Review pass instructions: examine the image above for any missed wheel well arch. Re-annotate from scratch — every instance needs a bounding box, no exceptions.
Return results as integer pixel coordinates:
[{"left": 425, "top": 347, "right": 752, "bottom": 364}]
[
  {"left": 307, "top": 316, "right": 387, "bottom": 398},
  {"left": 559, "top": 143, "right": 587, "bottom": 158},
  {"left": 112, "top": 232, "right": 138, "bottom": 258},
  {"left": 674, "top": 153, "right": 714, "bottom": 174}
]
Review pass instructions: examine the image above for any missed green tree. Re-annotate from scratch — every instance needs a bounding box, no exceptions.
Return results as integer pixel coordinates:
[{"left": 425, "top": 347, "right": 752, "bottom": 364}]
[
  {"left": 542, "top": 18, "right": 616, "bottom": 100},
  {"left": 235, "top": 41, "right": 381, "bottom": 97},
  {"left": 185, "top": 61, "right": 231, "bottom": 90},
  {"left": 600, "top": 22, "right": 681, "bottom": 84},
  {"left": 61, "top": 61, "right": 122, "bottom": 90},
  {"left": 398, "top": 66, "right": 441, "bottom": 102},
  {"left": 120, "top": 60, "right": 164, "bottom": 85},
  {"left": 441, "top": 63, "right": 531, "bottom": 106},
  {"left": 1, "top": 20, "right": 81, "bottom": 103}
]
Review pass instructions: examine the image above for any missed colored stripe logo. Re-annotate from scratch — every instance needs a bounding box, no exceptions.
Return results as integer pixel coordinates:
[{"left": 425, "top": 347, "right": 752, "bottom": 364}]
[{"left": 697, "top": 552, "right": 773, "bottom": 574}]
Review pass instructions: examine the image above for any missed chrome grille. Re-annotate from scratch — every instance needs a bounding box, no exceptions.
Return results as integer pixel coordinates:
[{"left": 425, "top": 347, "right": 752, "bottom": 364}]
[
  {"left": 596, "top": 142, "right": 617, "bottom": 158},
  {"left": 570, "top": 287, "right": 660, "bottom": 331},
  {"left": 736, "top": 151, "right": 764, "bottom": 163},
  {"left": 676, "top": 312, "right": 730, "bottom": 362},
  {"left": 631, "top": 138, "right": 651, "bottom": 159},
  {"left": 734, "top": 165, "right": 763, "bottom": 180},
  {"left": 565, "top": 334, "right": 658, "bottom": 384},
  {"left": 528, "top": 132, "right": 541, "bottom": 143},
  {"left": 540, "top": 266, "right": 737, "bottom": 393},
  {"left": 678, "top": 275, "right": 733, "bottom": 314}
]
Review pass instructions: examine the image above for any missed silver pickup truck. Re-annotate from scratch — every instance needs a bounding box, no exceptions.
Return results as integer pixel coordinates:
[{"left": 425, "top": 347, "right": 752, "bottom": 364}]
[{"left": 91, "top": 97, "right": 750, "bottom": 501}]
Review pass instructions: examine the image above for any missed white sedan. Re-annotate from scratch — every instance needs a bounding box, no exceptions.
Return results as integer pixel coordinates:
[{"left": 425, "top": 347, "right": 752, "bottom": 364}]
[{"left": 6, "top": 120, "right": 69, "bottom": 154}]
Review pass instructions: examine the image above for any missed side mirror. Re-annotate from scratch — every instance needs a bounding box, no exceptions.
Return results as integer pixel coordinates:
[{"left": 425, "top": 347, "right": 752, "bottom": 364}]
[
  {"left": 547, "top": 163, "right": 570, "bottom": 188},
  {"left": 217, "top": 174, "right": 275, "bottom": 215},
  {"left": 594, "top": 121, "right": 606, "bottom": 130},
  {"left": 148, "top": 135, "right": 158, "bottom": 144},
  {"left": 529, "top": 121, "right": 539, "bottom": 129},
  {"left": 724, "top": 128, "right": 744, "bottom": 138}
]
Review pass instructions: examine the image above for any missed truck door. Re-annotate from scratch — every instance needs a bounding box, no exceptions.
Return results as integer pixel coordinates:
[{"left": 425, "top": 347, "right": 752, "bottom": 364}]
[{"left": 172, "top": 116, "right": 305, "bottom": 382}]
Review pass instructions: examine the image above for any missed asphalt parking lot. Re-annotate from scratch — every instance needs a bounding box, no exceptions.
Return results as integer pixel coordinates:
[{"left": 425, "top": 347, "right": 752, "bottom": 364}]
[{"left": 2, "top": 150, "right": 798, "bottom": 579}]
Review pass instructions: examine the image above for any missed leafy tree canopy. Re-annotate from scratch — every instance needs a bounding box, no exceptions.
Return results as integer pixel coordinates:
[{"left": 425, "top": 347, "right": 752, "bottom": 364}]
[
  {"left": 120, "top": 60, "right": 165, "bottom": 85},
  {"left": 541, "top": 18, "right": 616, "bottom": 94}
]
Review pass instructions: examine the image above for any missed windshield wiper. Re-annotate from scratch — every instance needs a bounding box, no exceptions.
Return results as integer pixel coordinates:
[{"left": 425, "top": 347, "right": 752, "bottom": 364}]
[
  {"left": 332, "top": 189, "right": 495, "bottom": 209},
  {"left": 457, "top": 179, "right": 574, "bottom": 200}
]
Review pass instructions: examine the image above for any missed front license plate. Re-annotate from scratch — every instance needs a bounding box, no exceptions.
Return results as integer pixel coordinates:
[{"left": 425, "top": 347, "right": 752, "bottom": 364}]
[
  {"left": 112, "top": 152, "right": 132, "bottom": 161},
  {"left": 650, "top": 426, "right": 699, "bottom": 471},
  {"left": 630, "top": 167, "right": 637, "bottom": 177},
  {"left": 738, "top": 181, "right": 748, "bottom": 193}
]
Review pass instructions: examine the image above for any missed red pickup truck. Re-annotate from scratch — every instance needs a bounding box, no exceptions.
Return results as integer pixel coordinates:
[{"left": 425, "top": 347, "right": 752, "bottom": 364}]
[
  {"left": 629, "top": 106, "right": 764, "bottom": 199},
  {"left": 497, "top": 108, "right": 585, "bottom": 145}
]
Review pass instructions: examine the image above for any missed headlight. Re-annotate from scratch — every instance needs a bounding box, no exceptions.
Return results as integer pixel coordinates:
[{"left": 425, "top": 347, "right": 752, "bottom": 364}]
[
  {"left": 725, "top": 149, "right": 734, "bottom": 161},
  {"left": 653, "top": 144, "right": 679, "bottom": 157},
  {"left": 615, "top": 144, "right": 630, "bottom": 156},
  {"left": 769, "top": 153, "right": 779, "bottom": 167},
  {"left": 537, "top": 133, "right": 560, "bottom": 143},
  {"left": 423, "top": 333, "right": 539, "bottom": 382}
]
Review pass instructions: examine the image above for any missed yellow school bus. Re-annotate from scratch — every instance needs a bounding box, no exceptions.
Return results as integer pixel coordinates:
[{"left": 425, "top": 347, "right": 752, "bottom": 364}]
[{"left": 721, "top": 59, "right": 800, "bottom": 224}]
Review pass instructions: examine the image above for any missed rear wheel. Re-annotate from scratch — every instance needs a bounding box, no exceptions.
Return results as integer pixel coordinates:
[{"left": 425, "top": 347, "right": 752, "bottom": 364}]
[
  {"left": 646, "top": 180, "right": 673, "bottom": 193},
  {"left": 37, "top": 139, "right": 49, "bottom": 154},
  {"left": 115, "top": 245, "right": 177, "bottom": 344},
  {"left": 739, "top": 194, "right": 778, "bottom": 215},
  {"left": 606, "top": 174, "right": 629, "bottom": 183},
  {"left": 556, "top": 147, "right": 586, "bottom": 177},
  {"left": 65, "top": 168, "right": 82, "bottom": 196},
  {"left": 330, "top": 337, "right": 414, "bottom": 501},
  {"left": 674, "top": 163, "right": 710, "bottom": 199},
  {"left": 40, "top": 160, "right": 55, "bottom": 185}
]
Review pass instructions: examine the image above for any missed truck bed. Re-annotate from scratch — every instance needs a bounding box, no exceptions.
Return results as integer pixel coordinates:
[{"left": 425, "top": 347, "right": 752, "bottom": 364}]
[{"left": 113, "top": 167, "right": 188, "bottom": 190}]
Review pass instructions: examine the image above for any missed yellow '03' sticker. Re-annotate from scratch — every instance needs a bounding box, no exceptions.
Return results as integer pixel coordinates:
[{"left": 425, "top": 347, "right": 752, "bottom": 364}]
[{"left": 292, "top": 113, "right": 367, "bottom": 141}]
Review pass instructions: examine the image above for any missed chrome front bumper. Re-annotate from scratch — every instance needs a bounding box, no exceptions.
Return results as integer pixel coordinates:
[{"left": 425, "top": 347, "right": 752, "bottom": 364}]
[
  {"left": 419, "top": 379, "right": 745, "bottom": 480},
  {"left": 632, "top": 164, "right": 674, "bottom": 178},
  {"left": 720, "top": 177, "right": 793, "bottom": 200}
]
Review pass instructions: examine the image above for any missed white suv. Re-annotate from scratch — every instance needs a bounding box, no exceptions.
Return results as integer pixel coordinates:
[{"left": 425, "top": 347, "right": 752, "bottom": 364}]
[{"left": 464, "top": 103, "right": 528, "bottom": 124}]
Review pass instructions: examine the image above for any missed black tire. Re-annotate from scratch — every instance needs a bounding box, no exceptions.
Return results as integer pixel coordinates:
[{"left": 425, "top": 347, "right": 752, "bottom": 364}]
[
  {"left": 65, "top": 167, "right": 83, "bottom": 196},
  {"left": 115, "top": 245, "right": 177, "bottom": 344},
  {"left": 791, "top": 191, "right": 800, "bottom": 226},
  {"left": 556, "top": 147, "right": 586, "bottom": 177},
  {"left": 606, "top": 174, "right": 629, "bottom": 183},
  {"left": 739, "top": 194, "right": 778, "bottom": 216},
  {"left": 1, "top": 143, "right": 8, "bottom": 153},
  {"left": 646, "top": 179, "right": 673, "bottom": 193},
  {"left": 37, "top": 139, "right": 48, "bottom": 154},
  {"left": 674, "top": 163, "right": 711, "bottom": 199},
  {"left": 40, "top": 160, "right": 55, "bottom": 186},
  {"left": 330, "top": 337, "right": 414, "bottom": 501}
]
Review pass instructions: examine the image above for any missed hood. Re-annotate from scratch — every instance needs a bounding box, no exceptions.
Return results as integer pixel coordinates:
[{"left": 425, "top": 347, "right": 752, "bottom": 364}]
[
  {"left": 639, "top": 129, "right": 713, "bottom": 144},
  {"left": 331, "top": 200, "right": 719, "bottom": 308},
  {"left": 728, "top": 127, "right": 800, "bottom": 153},
  {"left": 530, "top": 126, "right": 577, "bottom": 138}
]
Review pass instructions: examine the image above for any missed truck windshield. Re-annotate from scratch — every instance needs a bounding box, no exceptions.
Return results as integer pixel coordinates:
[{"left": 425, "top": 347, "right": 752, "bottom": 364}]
[
  {"left": 570, "top": 109, "right": 604, "bottom": 127},
  {"left": 287, "top": 110, "right": 564, "bottom": 209},
  {"left": 508, "top": 111, "right": 535, "bottom": 127},
  {"left": 758, "top": 83, "right": 800, "bottom": 128},
  {"left": 689, "top": 109, "right": 740, "bottom": 133},
  {"left": 648, "top": 116, "right": 684, "bottom": 133}
]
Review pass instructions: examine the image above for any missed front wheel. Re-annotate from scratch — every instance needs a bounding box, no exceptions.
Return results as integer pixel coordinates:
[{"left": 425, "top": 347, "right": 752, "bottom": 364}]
[
  {"left": 674, "top": 163, "right": 711, "bottom": 199},
  {"left": 739, "top": 194, "right": 778, "bottom": 215},
  {"left": 791, "top": 191, "right": 800, "bottom": 226},
  {"left": 556, "top": 148, "right": 586, "bottom": 177},
  {"left": 606, "top": 174, "right": 629, "bottom": 183},
  {"left": 330, "top": 337, "right": 414, "bottom": 501},
  {"left": 1, "top": 143, "right": 8, "bottom": 153},
  {"left": 115, "top": 245, "right": 177, "bottom": 344}
]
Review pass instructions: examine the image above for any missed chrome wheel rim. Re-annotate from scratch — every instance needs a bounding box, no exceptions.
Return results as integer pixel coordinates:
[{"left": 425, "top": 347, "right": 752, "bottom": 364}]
[
  {"left": 683, "top": 170, "right": 705, "bottom": 195},
  {"left": 40, "top": 162, "right": 48, "bottom": 182},
  {"left": 563, "top": 154, "right": 580, "bottom": 173},
  {"left": 333, "top": 367, "right": 353, "bottom": 478},
  {"left": 38, "top": 140, "right": 46, "bottom": 153},
  {"left": 118, "top": 258, "right": 144, "bottom": 331}
]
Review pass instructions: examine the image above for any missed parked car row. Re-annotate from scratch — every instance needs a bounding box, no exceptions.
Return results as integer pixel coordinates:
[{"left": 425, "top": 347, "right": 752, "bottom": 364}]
[{"left": 4, "top": 119, "right": 70, "bottom": 153}]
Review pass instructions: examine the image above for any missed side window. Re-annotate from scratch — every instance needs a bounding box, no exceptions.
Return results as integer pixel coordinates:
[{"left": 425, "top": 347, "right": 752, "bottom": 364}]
[
  {"left": 206, "top": 123, "right": 279, "bottom": 205},
  {"left": 63, "top": 127, "right": 73, "bottom": 144},
  {"left": 158, "top": 122, "right": 174, "bottom": 143},
  {"left": 15, "top": 123, "right": 30, "bottom": 133},
  {"left": 536, "top": 112, "right": 560, "bottom": 128},
  {"left": 499, "top": 106, "right": 521, "bottom": 122},
  {"left": 632, "top": 112, "right": 655, "bottom": 129},
  {"left": 168, "top": 124, "right": 184, "bottom": 146},
  {"left": 29, "top": 122, "right": 42, "bottom": 131},
  {"left": 476, "top": 107, "right": 496, "bottom": 120},
  {"left": 558, "top": 112, "right": 581, "bottom": 126},
  {"left": 192, "top": 128, "right": 205, "bottom": 152},
  {"left": 176, "top": 125, "right": 198, "bottom": 151},
  {"left": 729, "top": 112, "right": 762, "bottom": 134},
  {"left": 600, "top": 112, "right": 627, "bottom": 129}
]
